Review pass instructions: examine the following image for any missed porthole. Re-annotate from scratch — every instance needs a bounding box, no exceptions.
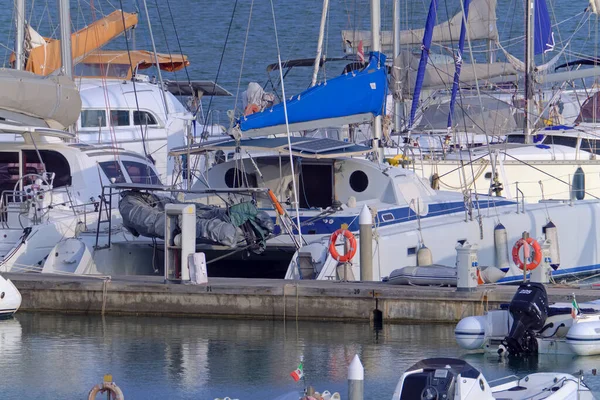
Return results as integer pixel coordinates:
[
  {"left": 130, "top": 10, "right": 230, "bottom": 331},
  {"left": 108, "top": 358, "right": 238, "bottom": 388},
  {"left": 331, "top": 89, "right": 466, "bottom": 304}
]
[
  {"left": 484, "top": 172, "right": 492, "bottom": 179},
  {"left": 349, "top": 170, "right": 368, "bottom": 192},
  {"left": 381, "top": 213, "right": 394, "bottom": 222},
  {"left": 0, "top": 292, "right": 4, "bottom": 299}
]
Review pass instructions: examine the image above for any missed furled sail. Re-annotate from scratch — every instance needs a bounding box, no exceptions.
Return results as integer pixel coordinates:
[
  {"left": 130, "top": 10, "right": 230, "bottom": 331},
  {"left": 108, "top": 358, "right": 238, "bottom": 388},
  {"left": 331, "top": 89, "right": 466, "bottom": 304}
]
[
  {"left": 409, "top": 0, "right": 440, "bottom": 128},
  {"left": 234, "top": 52, "right": 387, "bottom": 138},
  {"left": 392, "top": 50, "right": 517, "bottom": 101},
  {"left": 21, "top": 10, "right": 138, "bottom": 76},
  {"left": 534, "top": 0, "right": 555, "bottom": 54},
  {"left": 0, "top": 69, "right": 82, "bottom": 129},
  {"left": 448, "top": 0, "right": 471, "bottom": 130},
  {"left": 342, "top": 0, "right": 498, "bottom": 54}
]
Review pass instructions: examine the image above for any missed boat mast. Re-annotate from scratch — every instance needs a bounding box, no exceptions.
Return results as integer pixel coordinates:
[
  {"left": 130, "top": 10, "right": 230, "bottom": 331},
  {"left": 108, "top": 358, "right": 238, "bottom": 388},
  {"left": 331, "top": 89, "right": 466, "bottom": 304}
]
[
  {"left": 392, "top": 0, "right": 401, "bottom": 134},
  {"left": 311, "top": 0, "right": 330, "bottom": 87},
  {"left": 371, "top": 0, "right": 384, "bottom": 162},
  {"left": 14, "top": 0, "right": 25, "bottom": 70},
  {"left": 524, "top": 0, "right": 535, "bottom": 144},
  {"left": 58, "top": 0, "right": 73, "bottom": 79}
]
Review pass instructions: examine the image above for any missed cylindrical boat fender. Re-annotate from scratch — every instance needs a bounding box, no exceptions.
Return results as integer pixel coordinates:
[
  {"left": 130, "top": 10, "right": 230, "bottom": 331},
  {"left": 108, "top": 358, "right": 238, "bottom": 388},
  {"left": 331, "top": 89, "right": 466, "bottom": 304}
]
[
  {"left": 566, "top": 321, "right": 600, "bottom": 356},
  {"left": 417, "top": 245, "right": 433, "bottom": 266},
  {"left": 455, "top": 315, "right": 487, "bottom": 350},
  {"left": 573, "top": 167, "right": 585, "bottom": 200},
  {"left": 543, "top": 221, "right": 560, "bottom": 270},
  {"left": 494, "top": 223, "right": 510, "bottom": 272}
]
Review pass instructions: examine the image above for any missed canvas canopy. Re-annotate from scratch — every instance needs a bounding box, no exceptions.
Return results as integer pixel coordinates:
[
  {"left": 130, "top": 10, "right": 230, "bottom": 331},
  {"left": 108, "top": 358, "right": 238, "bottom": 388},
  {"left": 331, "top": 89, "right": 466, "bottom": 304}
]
[{"left": 77, "top": 50, "right": 189, "bottom": 79}]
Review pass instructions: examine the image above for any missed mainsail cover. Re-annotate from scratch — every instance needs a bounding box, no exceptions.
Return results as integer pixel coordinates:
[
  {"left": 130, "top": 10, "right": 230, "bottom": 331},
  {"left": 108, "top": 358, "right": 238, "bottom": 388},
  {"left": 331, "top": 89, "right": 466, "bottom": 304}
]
[
  {"left": 238, "top": 52, "right": 387, "bottom": 137},
  {"left": 341, "top": 0, "right": 498, "bottom": 54},
  {"left": 0, "top": 69, "right": 82, "bottom": 129}
]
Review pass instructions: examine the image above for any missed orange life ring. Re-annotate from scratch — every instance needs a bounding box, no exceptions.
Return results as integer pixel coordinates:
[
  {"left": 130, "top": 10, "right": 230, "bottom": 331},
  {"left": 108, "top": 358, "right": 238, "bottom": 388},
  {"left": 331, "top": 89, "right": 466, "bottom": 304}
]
[
  {"left": 244, "top": 103, "right": 260, "bottom": 116},
  {"left": 329, "top": 229, "right": 357, "bottom": 263},
  {"left": 512, "top": 237, "right": 542, "bottom": 271}
]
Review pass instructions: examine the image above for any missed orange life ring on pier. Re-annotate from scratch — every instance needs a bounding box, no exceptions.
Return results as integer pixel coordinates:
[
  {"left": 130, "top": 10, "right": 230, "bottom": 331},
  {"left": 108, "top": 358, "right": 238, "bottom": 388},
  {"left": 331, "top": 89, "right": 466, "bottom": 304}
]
[
  {"left": 244, "top": 103, "right": 260, "bottom": 116},
  {"left": 512, "top": 237, "right": 542, "bottom": 271},
  {"left": 329, "top": 229, "right": 357, "bottom": 263}
]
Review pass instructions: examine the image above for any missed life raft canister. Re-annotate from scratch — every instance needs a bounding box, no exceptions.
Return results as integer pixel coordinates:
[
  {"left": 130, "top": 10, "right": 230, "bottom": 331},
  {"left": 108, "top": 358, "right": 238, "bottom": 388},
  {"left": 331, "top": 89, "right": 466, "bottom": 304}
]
[
  {"left": 512, "top": 237, "right": 542, "bottom": 271},
  {"left": 329, "top": 229, "right": 357, "bottom": 263}
]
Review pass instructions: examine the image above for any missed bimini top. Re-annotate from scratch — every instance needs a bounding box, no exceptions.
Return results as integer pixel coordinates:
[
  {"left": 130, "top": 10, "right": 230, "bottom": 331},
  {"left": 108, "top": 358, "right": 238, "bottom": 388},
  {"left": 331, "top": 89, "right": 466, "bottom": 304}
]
[
  {"left": 165, "top": 80, "right": 232, "bottom": 97},
  {"left": 170, "top": 137, "right": 372, "bottom": 159}
]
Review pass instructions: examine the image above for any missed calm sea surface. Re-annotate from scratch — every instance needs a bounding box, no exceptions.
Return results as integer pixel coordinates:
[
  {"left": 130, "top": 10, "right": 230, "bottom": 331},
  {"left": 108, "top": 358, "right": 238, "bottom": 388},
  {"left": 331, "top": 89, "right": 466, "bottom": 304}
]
[{"left": 1, "top": 313, "right": 600, "bottom": 399}]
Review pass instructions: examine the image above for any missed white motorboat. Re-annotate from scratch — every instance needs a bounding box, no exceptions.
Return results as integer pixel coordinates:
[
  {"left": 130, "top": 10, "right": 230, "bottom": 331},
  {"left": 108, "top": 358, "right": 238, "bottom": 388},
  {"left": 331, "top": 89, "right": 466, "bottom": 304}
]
[
  {"left": 455, "top": 282, "right": 600, "bottom": 357},
  {"left": 0, "top": 274, "right": 21, "bottom": 318},
  {"left": 391, "top": 357, "right": 595, "bottom": 400}
]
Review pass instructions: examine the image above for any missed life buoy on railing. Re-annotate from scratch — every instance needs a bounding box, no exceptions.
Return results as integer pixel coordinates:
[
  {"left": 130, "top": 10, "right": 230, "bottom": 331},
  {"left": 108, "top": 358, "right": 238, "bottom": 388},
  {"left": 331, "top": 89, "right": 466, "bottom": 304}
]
[
  {"left": 329, "top": 229, "right": 357, "bottom": 263},
  {"left": 88, "top": 380, "right": 125, "bottom": 400},
  {"left": 512, "top": 237, "right": 542, "bottom": 271}
]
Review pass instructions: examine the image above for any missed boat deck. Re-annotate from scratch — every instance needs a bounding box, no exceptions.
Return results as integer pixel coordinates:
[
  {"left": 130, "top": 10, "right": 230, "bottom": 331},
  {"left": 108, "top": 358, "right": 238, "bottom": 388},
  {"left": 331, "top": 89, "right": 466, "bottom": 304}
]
[{"left": 5, "top": 273, "right": 597, "bottom": 323}]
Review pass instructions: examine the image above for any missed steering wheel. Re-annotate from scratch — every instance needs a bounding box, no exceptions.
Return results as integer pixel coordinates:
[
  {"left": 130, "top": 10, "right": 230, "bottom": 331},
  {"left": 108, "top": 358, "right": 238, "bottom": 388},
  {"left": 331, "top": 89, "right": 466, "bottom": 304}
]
[
  {"left": 420, "top": 386, "right": 439, "bottom": 400},
  {"left": 13, "top": 173, "right": 51, "bottom": 194}
]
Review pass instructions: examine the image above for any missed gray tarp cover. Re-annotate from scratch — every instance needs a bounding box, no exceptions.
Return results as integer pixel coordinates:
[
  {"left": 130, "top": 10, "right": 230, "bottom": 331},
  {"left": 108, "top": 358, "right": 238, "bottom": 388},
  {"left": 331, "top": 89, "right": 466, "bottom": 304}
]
[
  {"left": 0, "top": 69, "right": 82, "bottom": 129},
  {"left": 119, "top": 191, "right": 274, "bottom": 249}
]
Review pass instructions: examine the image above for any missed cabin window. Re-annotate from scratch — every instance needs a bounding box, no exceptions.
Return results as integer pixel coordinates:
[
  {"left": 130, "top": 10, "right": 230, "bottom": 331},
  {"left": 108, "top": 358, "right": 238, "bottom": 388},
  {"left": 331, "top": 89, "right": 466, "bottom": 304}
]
[
  {"left": 81, "top": 110, "right": 107, "bottom": 128},
  {"left": 506, "top": 135, "right": 526, "bottom": 144},
  {"left": 224, "top": 168, "right": 257, "bottom": 188},
  {"left": 133, "top": 111, "right": 158, "bottom": 126},
  {"left": 547, "top": 135, "right": 577, "bottom": 149},
  {"left": 349, "top": 170, "right": 369, "bottom": 193},
  {"left": 110, "top": 110, "right": 130, "bottom": 127},
  {"left": 299, "top": 163, "right": 333, "bottom": 209},
  {"left": 99, "top": 161, "right": 126, "bottom": 184},
  {"left": 0, "top": 152, "right": 19, "bottom": 196},
  {"left": 122, "top": 161, "right": 161, "bottom": 185},
  {"left": 22, "top": 150, "right": 71, "bottom": 188},
  {"left": 74, "top": 63, "right": 130, "bottom": 79},
  {"left": 580, "top": 139, "right": 600, "bottom": 155}
]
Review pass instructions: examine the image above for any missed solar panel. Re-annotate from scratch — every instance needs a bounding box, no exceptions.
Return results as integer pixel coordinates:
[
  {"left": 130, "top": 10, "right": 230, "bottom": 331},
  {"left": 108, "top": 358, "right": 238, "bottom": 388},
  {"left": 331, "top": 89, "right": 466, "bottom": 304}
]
[{"left": 290, "top": 138, "right": 353, "bottom": 154}]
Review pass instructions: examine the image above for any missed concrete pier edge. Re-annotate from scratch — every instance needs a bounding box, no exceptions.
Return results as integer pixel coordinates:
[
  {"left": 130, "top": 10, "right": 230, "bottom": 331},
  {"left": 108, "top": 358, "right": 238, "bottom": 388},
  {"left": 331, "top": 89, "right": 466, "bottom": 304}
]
[{"left": 5, "top": 273, "right": 597, "bottom": 323}]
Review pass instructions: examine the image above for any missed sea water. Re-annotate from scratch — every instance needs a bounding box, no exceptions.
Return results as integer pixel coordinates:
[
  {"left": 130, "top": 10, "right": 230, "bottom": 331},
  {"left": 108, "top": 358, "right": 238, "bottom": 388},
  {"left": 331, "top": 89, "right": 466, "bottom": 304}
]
[{"left": 1, "top": 313, "right": 600, "bottom": 399}]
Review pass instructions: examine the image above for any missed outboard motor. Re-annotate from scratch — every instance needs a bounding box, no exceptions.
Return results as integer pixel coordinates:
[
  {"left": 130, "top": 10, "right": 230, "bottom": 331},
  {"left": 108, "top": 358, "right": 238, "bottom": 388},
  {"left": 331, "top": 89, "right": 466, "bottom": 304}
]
[{"left": 500, "top": 282, "right": 548, "bottom": 356}]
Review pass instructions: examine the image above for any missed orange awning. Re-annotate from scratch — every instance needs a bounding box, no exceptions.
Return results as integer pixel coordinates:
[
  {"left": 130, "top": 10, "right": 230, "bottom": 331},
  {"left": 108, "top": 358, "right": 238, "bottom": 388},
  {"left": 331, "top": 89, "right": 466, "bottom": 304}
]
[
  {"left": 79, "top": 50, "right": 189, "bottom": 76},
  {"left": 25, "top": 10, "right": 138, "bottom": 76}
]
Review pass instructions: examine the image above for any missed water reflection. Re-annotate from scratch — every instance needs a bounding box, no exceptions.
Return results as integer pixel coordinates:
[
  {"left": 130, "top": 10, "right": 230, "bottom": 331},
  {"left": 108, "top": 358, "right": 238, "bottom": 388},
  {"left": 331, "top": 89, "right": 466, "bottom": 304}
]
[{"left": 0, "top": 314, "right": 599, "bottom": 399}]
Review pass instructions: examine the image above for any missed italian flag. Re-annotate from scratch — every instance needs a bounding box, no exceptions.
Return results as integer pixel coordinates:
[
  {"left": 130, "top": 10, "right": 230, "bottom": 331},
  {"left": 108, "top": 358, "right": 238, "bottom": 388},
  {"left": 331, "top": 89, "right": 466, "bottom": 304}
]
[
  {"left": 572, "top": 296, "right": 580, "bottom": 319},
  {"left": 290, "top": 363, "right": 304, "bottom": 382}
]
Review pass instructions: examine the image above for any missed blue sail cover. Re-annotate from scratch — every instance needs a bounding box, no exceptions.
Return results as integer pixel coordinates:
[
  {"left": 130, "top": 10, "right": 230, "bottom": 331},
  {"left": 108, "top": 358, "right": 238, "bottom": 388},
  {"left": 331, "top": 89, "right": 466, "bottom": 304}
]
[
  {"left": 409, "top": 0, "right": 439, "bottom": 129},
  {"left": 447, "top": 0, "right": 471, "bottom": 129},
  {"left": 239, "top": 52, "right": 387, "bottom": 135},
  {"left": 534, "top": 0, "right": 554, "bottom": 54}
]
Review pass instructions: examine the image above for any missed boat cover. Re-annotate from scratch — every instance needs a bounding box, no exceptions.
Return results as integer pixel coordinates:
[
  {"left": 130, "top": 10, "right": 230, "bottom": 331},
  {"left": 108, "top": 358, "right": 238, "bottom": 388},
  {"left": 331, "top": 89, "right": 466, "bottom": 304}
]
[
  {"left": 0, "top": 69, "right": 81, "bottom": 129},
  {"left": 237, "top": 51, "right": 387, "bottom": 137},
  {"left": 119, "top": 191, "right": 274, "bottom": 249}
]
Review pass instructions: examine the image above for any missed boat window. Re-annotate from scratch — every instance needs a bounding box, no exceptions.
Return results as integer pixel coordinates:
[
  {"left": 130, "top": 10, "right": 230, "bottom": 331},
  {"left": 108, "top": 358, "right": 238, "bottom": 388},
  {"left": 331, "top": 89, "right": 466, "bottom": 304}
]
[
  {"left": 349, "top": 170, "right": 369, "bottom": 193},
  {"left": 99, "top": 161, "right": 126, "bottom": 184},
  {"left": 110, "top": 110, "right": 130, "bottom": 127},
  {"left": 546, "top": 135, "right": 577, "bottom": 149},
  {"left": 0, "top": 152, "right": 19, "bottom": 196},
  {"left": 22, "top": 150, "right": 71, "bottom": 188},
  {"left": 122, "top": 161, "right": 161, "bottom": 185},
  {"left": 224, "top": 168, "right": 257, "bottom": 188},
  {"left": 580, "top": 138, "right": 600, "bottom": 155},
  {"left": 506, "top": 135, "right": 526, "bottom": 144},
  {"left": 299, "top": 163, "right": 333, "bottom": 208},
  {"left": 133, "top": 111, "right": 158, "bottom": 126},
  {"left": 81, "top": 110, "right": 107, "bottom": 128},
  {"left": 74, "top": 63, "right": 130, "bottom": 79}
]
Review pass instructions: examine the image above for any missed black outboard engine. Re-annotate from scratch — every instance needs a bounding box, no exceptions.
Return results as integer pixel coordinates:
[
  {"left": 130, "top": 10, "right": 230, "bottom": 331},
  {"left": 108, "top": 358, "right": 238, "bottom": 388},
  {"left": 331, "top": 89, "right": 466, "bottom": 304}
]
[{"left": 500, "top": 282, "right": 548, "bottom": 356}]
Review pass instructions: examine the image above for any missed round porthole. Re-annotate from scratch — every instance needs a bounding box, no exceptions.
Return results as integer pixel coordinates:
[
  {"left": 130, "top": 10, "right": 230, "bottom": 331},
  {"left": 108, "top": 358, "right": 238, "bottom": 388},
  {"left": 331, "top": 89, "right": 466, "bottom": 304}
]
[
  {"left": 349, "top": 170, "right": 368, "bottom": 192},
  {"left": 0, "top": 292, "right": 4, "bottom": 299}
]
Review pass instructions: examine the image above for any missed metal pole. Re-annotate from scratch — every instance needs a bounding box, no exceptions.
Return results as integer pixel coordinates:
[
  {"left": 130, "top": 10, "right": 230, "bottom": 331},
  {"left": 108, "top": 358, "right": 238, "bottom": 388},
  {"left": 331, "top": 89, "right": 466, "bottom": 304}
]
[
  {"left": 524, "top": 0, "right": 535, "bottom": 144},
  {"left": 57, "top": 0, "right": 72, "bottom": 78},
  {"left": 310, "top": 0, "right": 330, "bottom": 87},
  {"left": 370, "top": 0, "right": 384, "bottom": 162},
  {"left": 142, "top": 0, "right": 170, "bottom": 115},
  {"left": 348, "top": 354, "right": 364, "bottom": 400},
  {"left": 392, "top": 0, "right": 402, "bottom": 133},
  {"left": 14, "top": 0, "right": 25, "bottom": 70},
  {"left": 359, "top": 205, "right": 373, "bottom": 281}
]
